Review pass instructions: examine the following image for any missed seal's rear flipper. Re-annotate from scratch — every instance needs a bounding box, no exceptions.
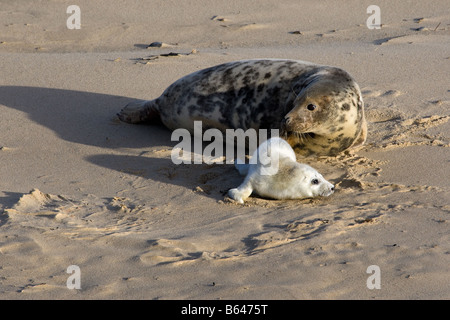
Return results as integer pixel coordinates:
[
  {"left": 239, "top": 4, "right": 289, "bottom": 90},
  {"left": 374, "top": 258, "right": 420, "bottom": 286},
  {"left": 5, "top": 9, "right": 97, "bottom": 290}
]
[{"left": 117, "top": 100, "right": 160, "bottom": 124}]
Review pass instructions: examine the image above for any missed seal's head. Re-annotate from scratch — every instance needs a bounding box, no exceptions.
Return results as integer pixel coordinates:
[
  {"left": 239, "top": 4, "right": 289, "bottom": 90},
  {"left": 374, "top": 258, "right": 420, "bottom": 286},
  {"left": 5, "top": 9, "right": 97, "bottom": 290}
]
[
  {"left": 281, "top": 68, "right": 364, "bottom": 156},
  {"left": 293, "top": 164, "right": 335, "bottom": 198},
  {"left": 264, "top": 160, "right": 335, "bottom": 200}
]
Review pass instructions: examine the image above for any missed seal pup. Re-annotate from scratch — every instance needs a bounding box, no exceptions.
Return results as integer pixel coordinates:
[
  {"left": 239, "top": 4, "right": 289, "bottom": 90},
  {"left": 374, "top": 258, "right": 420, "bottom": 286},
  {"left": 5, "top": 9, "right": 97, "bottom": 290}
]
[
  {"left": 118, "top": 59, "right": 366, "bottom": 156},
  {"left": 227, "top": 137, "right": 334, "bottom": 203}
]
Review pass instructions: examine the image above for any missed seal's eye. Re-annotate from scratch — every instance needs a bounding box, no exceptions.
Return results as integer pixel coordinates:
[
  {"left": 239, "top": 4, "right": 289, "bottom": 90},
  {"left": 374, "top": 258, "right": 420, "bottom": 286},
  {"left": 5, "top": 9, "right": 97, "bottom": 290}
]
[
  {"left": 311, "top": 179, "right": 319, "bottom": 185},
  {"left": 307, "top": 104, "right": 317, "bottom": 111}
]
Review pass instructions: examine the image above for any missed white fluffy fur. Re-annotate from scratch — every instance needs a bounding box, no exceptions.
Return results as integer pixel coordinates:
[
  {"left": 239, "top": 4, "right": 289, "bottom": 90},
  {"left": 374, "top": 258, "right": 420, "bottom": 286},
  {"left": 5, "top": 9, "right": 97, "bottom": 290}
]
[{"left": 228, "top": 137, "right": 334, "bottom": 203}]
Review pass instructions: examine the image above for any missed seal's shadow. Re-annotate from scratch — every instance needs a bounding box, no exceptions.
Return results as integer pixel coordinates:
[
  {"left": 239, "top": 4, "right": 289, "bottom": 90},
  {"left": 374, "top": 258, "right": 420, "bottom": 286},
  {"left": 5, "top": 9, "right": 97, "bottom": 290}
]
[
  {"left": 0, "top": 86, "right": 221, "bottom": 203},
  {"left": 86, "top": 154, "right": 240, "bottom": 200},
  {"left": 0, "top": 86, "right": 170, "bottom": 149},
  {"left": 0, "top": 86, "right": 260, "bottom": 201}
]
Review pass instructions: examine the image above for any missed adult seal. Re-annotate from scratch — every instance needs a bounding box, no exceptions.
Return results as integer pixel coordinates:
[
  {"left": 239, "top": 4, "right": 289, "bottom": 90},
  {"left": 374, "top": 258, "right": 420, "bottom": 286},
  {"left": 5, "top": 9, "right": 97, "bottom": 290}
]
[{"left": 118, "top": 59, "right": 367, "bottom": 156}]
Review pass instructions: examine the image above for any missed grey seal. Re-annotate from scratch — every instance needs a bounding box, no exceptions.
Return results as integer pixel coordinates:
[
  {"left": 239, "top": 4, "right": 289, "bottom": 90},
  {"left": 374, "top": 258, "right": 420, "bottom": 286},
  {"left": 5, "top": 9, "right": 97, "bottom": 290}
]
[
  {"left": 228, "top": 137, "right": 335, "bottom": 203},
  {"left": 118, "top": 59, "right": 367, "bottom": 156}
]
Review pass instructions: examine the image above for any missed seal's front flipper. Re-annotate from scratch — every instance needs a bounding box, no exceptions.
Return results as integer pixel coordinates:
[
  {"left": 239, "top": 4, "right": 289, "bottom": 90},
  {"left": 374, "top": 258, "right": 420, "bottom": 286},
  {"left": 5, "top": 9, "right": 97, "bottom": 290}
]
[
  {"left": 228, "top": 180, "right": 253, "bottom": 204},
  {"left": 117, "top": 100, "right": 160, "bottom": 124}
]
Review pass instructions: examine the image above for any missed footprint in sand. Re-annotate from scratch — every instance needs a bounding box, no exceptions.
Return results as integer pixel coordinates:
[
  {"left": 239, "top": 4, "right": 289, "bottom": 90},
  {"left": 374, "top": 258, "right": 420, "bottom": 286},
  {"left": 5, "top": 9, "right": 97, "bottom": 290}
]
[
  {"left": 365, "top": 107, "right": 405, "bottom": 123},
  {"left": 211, "top": 15, "right": 231, "bottom": 22},
  {"left": 5, "top": 189, "right": 157, "bottom": 238},
  {"left": 136, "top": 218, "right": 334, "bottom": 266},
  {"left": 211, "top": 14, "right": 265, "bottom": 31},
  {"left": 0, "top": 236, "right": 42, "bottom": 255},
  {"left": 5, "top": 189, "right": 72, "bottom": 222},
  {"left": 139, "top": 239, "right": 203, "bottom": 266},
  {"left": 362, "top": 89, "right": 405, "bottom": 123},
  {"left": 242, "top": 219, "right": 330, "bottom": 255},
  {"left": 361, "top": 89, "right": 403, "bottom": 99}
]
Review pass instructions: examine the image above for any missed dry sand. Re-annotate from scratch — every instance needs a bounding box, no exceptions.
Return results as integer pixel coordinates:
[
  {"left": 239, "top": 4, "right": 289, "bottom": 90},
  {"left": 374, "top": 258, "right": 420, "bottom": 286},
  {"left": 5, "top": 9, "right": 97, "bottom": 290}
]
[{"left": 0, "top": 0, "right": 449, "bottom": 299}]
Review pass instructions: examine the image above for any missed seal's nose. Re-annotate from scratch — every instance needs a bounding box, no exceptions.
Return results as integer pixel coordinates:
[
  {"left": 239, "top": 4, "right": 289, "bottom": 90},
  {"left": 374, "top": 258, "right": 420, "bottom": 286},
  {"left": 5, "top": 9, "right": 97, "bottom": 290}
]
[{"left": 282, "top": 117, "right": 291, "bottom": 127}]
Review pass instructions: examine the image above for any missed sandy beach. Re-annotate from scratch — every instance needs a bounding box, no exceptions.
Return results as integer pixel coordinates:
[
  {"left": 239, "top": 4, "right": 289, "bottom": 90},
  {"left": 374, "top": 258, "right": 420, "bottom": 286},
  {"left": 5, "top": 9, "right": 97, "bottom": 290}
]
[{"left": 0, "top": 0, "right": 449, "bottom": 299}]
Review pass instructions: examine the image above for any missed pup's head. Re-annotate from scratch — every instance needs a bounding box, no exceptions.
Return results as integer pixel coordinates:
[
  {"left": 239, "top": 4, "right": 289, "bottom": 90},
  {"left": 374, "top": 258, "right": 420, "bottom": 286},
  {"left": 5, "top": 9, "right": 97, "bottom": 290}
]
[{"left": 296, "top": 164, "right": 335, "bottom": 198}]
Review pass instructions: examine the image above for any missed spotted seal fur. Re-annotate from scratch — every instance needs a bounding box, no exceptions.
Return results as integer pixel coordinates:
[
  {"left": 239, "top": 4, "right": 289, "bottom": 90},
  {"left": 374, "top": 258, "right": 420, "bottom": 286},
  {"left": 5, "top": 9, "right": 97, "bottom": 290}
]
[{"left": 118, "top": 59, "right": 367, "bottom": 156}]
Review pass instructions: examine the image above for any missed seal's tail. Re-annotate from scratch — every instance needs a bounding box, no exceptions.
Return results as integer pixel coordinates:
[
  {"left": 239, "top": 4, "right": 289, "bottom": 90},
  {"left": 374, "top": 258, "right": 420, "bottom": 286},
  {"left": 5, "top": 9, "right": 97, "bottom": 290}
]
[{"left": 117, "top": 99, "right": 160, "bottom": 124}]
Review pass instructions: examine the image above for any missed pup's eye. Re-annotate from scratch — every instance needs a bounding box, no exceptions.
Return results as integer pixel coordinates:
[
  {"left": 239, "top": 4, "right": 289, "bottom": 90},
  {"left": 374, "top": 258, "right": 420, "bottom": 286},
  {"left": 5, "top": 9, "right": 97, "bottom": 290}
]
[
  {"left": 311, "top": 179, "right": 319, "bottom": 185},
  {"left": 307, "top": 104, "right": 317, "bottom": 111}
]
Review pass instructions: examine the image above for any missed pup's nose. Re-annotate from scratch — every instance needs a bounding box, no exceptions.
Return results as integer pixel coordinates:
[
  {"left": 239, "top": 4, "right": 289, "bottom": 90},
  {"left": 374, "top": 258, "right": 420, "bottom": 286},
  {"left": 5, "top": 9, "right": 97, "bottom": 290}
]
[{"left": 331, "top": 186, "right": 335, "bottom": 191}]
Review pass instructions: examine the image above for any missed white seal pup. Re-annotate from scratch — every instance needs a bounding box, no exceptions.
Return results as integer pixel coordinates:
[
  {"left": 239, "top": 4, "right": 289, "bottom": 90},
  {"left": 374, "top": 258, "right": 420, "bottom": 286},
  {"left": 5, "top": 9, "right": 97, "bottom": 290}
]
[
  {"left": 118, "top": 59, "right": 367, "bottom": 156},
  {"left": 228, "top": 137, "right": 335, "bottom": 203}
]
